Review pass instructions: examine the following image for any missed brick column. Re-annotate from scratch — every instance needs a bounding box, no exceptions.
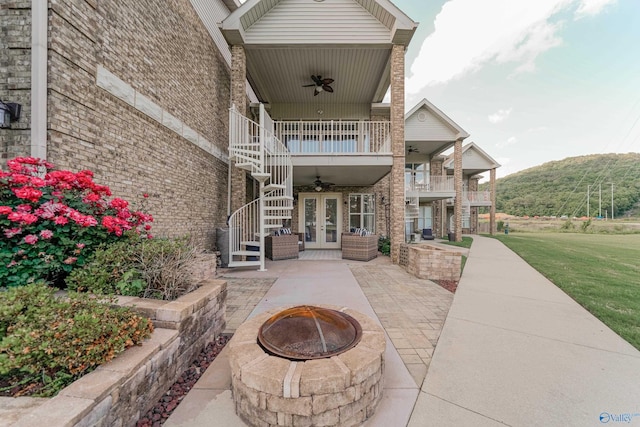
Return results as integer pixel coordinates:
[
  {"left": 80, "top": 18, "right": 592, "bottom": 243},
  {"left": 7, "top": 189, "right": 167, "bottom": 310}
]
[
  {"left": 469, "top": 177, "right": 479, "bottom": 233},
  {"left": 490, "top": 167, "right": 497, "bottom": 235},
  {"left": 390, "top": 44, "right": 405, "bottom": 263},
  {"left": 430, "top": 158, "right": 444, "bottom": 237},
  {"left": 454, "top": 138, "right": 463, "bottom": 242},
  {"left": 230, "top": 45, "right": 247, "bottom": 214}
]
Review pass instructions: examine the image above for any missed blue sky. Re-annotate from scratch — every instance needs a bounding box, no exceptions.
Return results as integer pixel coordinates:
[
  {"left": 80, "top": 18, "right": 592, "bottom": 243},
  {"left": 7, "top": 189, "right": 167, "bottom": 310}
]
[{"left": 393, "top": 0, "right": 640, "bottom": 178}]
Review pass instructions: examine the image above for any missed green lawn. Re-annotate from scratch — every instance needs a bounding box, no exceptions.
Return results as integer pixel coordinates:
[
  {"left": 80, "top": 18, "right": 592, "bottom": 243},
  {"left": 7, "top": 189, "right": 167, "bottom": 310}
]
[
  {"left": 491, "top": 233, "right": 640, "bottom": 350},
  {"left": 442, "top": 236, "right": 474, "bottom": 249}
]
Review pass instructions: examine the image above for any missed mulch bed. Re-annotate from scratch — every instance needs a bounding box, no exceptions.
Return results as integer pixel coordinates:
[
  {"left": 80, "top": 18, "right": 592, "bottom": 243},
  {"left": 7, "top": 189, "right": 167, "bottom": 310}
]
[
  {"left": 435, "top": 279, "right": 458, "bottom": 293},
  {"left": 136, "top": 334, "right": 230, "bottom": 427}
]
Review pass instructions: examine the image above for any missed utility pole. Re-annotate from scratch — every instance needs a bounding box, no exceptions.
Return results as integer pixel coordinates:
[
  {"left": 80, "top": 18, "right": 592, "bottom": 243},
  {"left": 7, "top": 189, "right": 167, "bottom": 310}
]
[
  {"left": 611, "top": 183, "right": 614, "bottom": 220},
  {"left": 587, "top": 185, "right": 590, "bottom": 218},
  {"left": 599, "top": 184, "right": 602, "bottom": 218}
]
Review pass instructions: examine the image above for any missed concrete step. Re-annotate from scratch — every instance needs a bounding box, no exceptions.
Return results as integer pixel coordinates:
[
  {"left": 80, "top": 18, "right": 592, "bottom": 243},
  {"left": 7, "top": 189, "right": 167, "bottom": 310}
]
[{"left": 228, "top": 260, "right": 261, "bottom": 267}]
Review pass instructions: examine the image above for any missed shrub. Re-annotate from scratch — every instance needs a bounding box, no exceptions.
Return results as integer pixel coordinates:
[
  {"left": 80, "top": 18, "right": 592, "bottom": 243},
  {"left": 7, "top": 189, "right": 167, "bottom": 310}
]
[
  {"left": 67, "top": 237, "right": 200, "bottom": 300},
  {"left": 560, "top": 219, "right": 575, "bottom": 231},
  {"left": 378, "top": 236, "right": 390, "bottom": 256},
  {"left": 497, "top": 220, "right": 504, "bottom": 231},
  {"left": 0, "top": 283, "right": 153, "bottom": 397},
  {"left": 0, "top": 157, "right": 153, "bottom": 287}
]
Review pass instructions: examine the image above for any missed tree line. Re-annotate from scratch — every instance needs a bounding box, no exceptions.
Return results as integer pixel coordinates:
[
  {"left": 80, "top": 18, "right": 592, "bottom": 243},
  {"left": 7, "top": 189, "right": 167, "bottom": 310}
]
[{"left": 480, "top": 153, "right": 640, "bottom": 217}]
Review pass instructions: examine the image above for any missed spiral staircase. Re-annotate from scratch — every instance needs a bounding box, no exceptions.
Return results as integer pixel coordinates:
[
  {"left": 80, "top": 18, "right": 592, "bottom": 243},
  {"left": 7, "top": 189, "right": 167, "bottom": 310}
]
[{"left": 227, "top": 104, "right": 293, "bottom": 270}]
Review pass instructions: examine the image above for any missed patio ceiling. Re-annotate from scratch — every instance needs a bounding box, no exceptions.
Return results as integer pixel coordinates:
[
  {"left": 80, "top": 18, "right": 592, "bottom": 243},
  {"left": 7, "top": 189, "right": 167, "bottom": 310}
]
[
  {"left": 221, "top": 0, "right": 417, "bottom": 108},
  {"left": 245, "top": 46, "right": 392, "bottom": 105}
]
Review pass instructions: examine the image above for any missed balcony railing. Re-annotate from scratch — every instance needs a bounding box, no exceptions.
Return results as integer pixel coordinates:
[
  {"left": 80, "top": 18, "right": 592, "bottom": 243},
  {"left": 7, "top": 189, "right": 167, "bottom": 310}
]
[
  {"left": 466, "top": 191, "right": 492, "bottom": 204},
  {"left": 406, "top": 176, "right": 455, "bottom": 193},
  {"left": 445, "top": 191, "right": 493, "bottom": 206},
  {"left": 273, "top": 120, "right": 391, "bottom": 154}
]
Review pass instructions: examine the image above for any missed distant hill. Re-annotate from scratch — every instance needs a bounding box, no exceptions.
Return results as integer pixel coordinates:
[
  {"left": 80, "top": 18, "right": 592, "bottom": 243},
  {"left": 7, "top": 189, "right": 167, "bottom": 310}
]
[{"left": 481, "top": 153, "right": 640, "bottom": 217}]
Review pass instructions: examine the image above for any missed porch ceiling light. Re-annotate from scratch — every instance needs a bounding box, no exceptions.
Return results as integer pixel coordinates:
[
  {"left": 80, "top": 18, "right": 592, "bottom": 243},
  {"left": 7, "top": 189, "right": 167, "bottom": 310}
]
[{"left": 315, "top": 184, "right": 323, "bottom": 192}]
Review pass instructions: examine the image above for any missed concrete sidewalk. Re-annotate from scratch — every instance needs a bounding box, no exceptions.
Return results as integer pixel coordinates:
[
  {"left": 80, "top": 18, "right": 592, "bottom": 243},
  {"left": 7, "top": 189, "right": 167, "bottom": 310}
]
[{"left": 409, "top": 235, "right": 640, "bottom": 427}]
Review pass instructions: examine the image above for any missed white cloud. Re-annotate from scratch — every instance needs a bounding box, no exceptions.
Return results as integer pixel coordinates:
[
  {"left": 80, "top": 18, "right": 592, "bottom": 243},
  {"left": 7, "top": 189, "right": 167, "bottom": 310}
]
[
  {"left": 488, "top": 108, "right": 513, "bottom": 124},
  {"left": 575, "top": 0, "right": 617, "bottom": 19},
  {"left": 496, "top": 136, "right": 518, "bottom": 149},
  {"left": 406, "top": 0, "right": 613, "bottom": 93}
]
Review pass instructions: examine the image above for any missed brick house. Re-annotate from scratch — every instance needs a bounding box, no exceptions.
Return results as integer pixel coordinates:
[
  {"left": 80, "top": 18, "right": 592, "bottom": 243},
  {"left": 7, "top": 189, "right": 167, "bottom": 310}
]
[{"left": 0, "top": 0, "right": 498, "bottom": 268}]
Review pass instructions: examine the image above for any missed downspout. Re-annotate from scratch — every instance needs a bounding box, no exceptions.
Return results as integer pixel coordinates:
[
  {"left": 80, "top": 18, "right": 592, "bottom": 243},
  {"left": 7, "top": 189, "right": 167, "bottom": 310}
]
[
  {"left": 31, "top": 0, "right": 48, "bottom": 160},
  {"left": 227, "top": 105, "right": 234, "bottom": 222}
]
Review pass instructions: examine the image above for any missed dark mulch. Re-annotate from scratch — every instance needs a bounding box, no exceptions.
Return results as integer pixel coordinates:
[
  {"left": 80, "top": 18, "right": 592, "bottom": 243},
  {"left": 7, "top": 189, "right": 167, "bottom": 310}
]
[
  {"left": 136, "top": 334, "right": 231, "bottom": 427},
  {"left": 435, "top": 279, "right": 458, "bottom": 293},
  {"left": 0, "top": 372, "right": 48, "bottom": 397}
]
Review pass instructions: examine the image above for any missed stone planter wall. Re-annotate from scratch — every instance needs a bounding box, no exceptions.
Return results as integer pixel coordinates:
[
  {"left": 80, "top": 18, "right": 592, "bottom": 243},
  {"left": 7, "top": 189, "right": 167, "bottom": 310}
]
[
  {"left": 9, "top": 279, "right": 227, "bottom": 427},
  {"left": 403, "top": 244, "right": 461, "bottom": 281},
  {"left": 188, "top": 252, "right": 217, "bottom": 283}
]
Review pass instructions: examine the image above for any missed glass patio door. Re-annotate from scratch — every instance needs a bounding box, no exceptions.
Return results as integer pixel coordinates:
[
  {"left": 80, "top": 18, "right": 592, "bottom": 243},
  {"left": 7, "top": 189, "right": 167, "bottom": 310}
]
[{"left": 300, "top": 193, "right": 342, "bottom": 249}]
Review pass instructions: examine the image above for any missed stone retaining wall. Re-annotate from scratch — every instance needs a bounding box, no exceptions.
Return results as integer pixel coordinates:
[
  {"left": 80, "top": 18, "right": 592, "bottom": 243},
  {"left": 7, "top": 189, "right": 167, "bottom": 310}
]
[
  {"left": 402, "top": 244, "right": 461, "bottom": 281},
  {"left": 10, "top": 279, "right": 227, "bottom": 427}
]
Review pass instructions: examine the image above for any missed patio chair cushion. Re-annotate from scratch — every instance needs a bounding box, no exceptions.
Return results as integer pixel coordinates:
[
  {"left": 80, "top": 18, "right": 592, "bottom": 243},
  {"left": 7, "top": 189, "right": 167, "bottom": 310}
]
[{"left": 422, "top": 228, "right": 435, "bottom": 240}]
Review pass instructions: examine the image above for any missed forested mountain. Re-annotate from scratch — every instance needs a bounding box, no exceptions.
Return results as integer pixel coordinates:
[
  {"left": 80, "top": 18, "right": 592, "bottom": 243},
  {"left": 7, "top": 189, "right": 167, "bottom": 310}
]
[{"left": 482, "top": 153, "right": 640, "bottom": 217}]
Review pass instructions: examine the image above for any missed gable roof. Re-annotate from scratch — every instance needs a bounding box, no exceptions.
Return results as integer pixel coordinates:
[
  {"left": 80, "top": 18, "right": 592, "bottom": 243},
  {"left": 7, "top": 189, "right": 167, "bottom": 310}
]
[
  {"left": 221, "top": 0, "right": 417, "bottom": 46},
  {"left": 405, "top": 98, "right": 469, "bottom": 141},
  {"left": 443, "top": 141, "right": 501, "bottom": 172}
]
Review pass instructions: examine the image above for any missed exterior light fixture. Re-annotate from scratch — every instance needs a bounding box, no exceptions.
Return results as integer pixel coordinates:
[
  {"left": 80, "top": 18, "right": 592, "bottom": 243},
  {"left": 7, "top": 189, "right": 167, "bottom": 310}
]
[
  {"left": 0, "top": 101, "right": 21, "bottom": 129},
  {"left": 315, "top": 184, "right": 323, "bottom": 192}
]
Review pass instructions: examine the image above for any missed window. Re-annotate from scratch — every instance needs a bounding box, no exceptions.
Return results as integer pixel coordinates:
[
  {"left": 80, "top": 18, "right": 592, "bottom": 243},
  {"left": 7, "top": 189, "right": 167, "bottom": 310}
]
[
  {"left": 349, "top": 194, "right": 375, "bottom": 232},
  {"left": 404, "top": 162, "right": 430, "bottom": 190},
  {"left": 418, "top": 206, "right": 433, "bottom": 230}
]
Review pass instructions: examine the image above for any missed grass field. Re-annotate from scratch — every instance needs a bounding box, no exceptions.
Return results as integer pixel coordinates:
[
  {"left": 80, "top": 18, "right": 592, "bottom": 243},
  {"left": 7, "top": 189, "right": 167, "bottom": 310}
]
[{"left": 491, "top": 233, "right": 640, "bottom": 350}]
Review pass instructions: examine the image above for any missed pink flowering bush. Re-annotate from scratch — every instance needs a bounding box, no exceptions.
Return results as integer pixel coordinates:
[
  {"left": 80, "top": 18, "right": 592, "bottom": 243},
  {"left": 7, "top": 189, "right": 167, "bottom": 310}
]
[{"left": 0, "top": 157, "right": 153, "bottom": 287}]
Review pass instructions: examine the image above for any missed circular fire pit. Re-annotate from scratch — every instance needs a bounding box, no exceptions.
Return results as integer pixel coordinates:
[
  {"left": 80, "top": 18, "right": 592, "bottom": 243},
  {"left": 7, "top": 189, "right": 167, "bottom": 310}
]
[
  {"left": 258, "top": 305, "right": 363, "bottom": 360},
  {"left": 228, "top": 305, "right": 385, "bottom": 427}
]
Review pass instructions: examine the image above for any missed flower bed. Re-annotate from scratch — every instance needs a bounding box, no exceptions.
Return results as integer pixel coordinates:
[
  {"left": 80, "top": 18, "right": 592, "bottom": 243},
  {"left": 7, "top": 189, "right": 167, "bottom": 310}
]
[
  {"left": 0, "top": 157, "right": 152, "bottom": 288},
  {"left": 5, "top": 279, "right": 227, "bottom": 426}
]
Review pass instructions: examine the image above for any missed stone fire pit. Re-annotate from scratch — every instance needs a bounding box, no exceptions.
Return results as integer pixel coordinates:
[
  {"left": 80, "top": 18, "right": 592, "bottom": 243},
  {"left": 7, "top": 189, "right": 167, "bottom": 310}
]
[{"left": 228, "top": 305, "right": 386, "bottom": 427}]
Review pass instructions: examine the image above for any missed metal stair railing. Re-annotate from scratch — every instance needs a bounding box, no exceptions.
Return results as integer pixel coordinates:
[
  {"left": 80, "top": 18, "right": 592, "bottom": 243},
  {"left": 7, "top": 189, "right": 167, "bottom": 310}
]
[{"left": 227, "top": 105, "right": 293, "bottom": 270}]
